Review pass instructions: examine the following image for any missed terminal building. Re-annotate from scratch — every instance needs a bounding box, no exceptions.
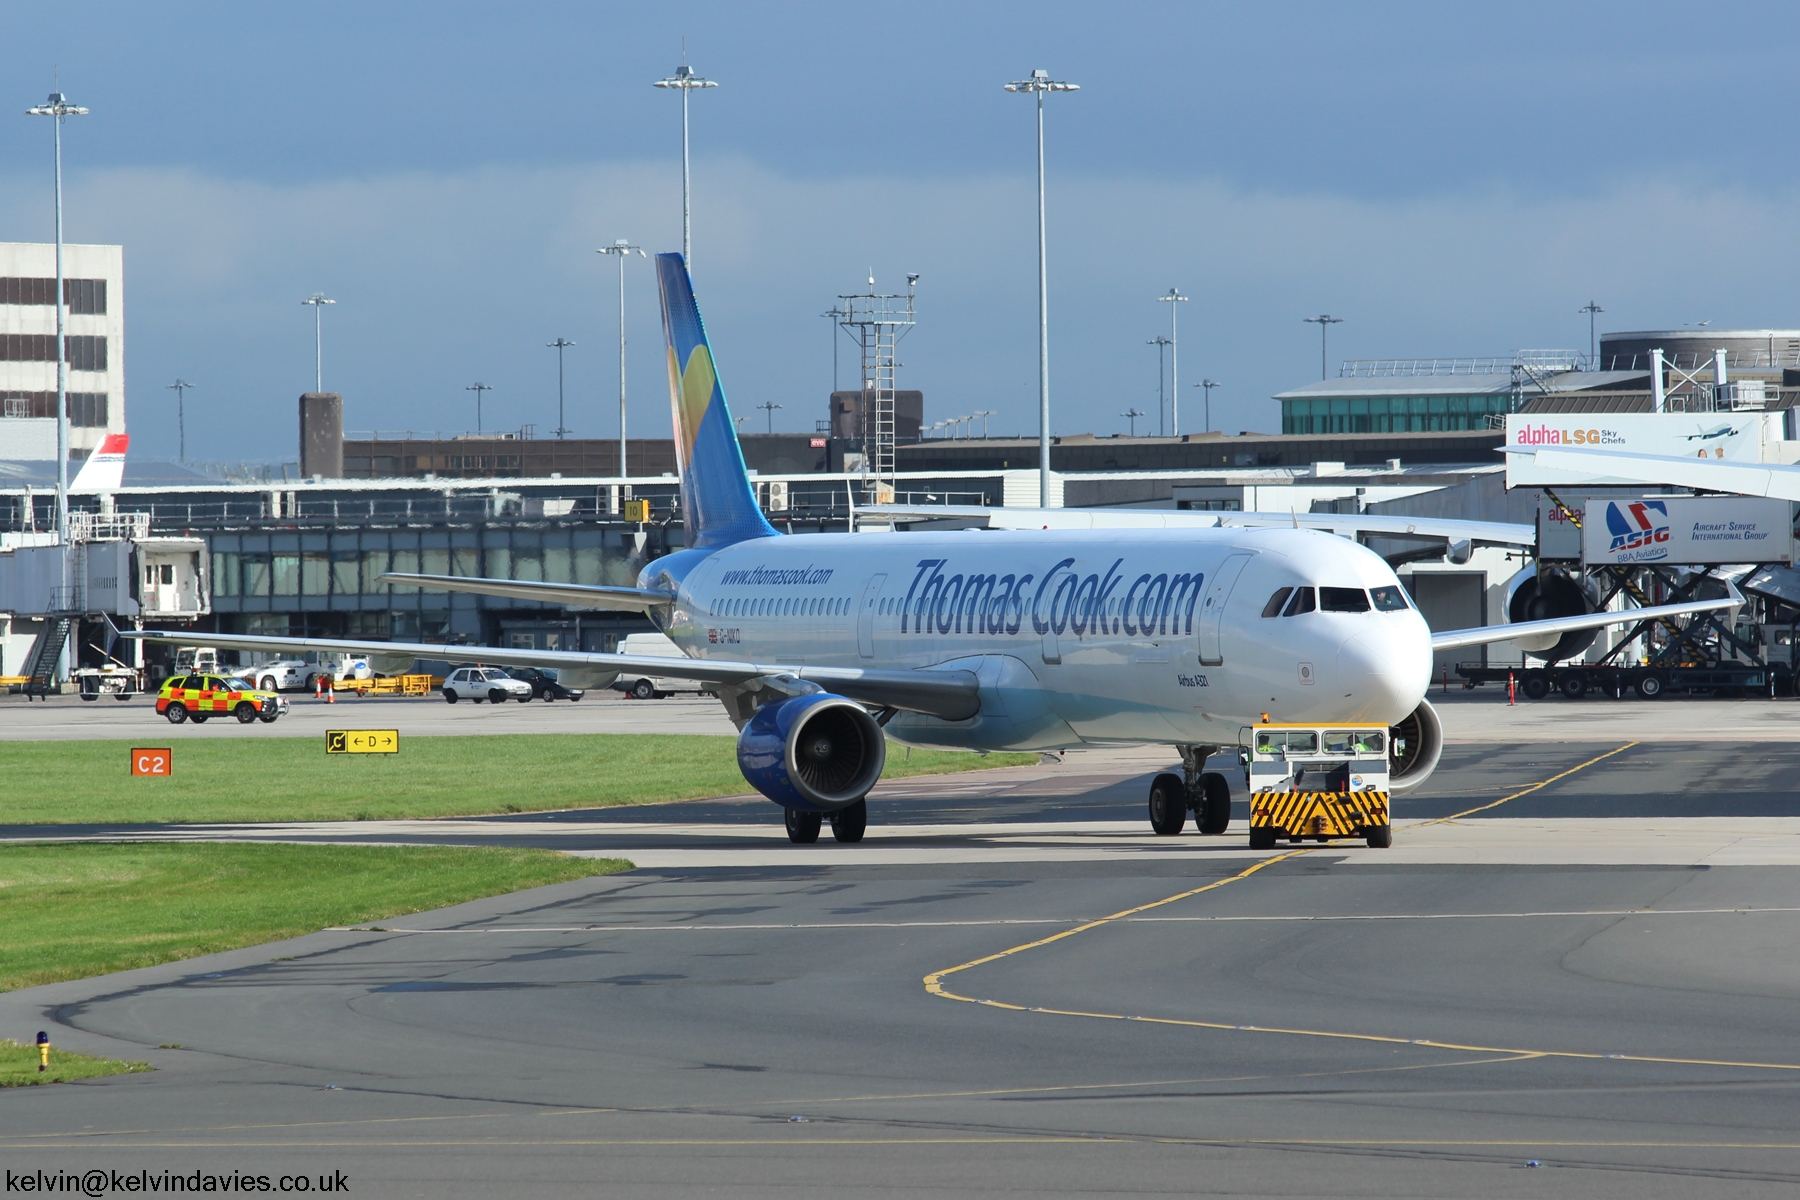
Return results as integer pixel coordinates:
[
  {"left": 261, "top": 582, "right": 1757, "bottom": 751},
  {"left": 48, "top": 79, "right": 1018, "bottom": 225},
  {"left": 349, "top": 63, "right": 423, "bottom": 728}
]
[{"left": 0, "top": 241, "right": 126, "bottom": 463}]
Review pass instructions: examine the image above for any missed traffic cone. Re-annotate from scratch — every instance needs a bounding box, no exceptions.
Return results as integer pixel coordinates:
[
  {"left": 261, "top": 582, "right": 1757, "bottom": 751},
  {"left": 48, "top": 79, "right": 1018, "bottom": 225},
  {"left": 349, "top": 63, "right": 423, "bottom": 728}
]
[{"left": 325, "top": 679, "right": 335, "bottom": 704}]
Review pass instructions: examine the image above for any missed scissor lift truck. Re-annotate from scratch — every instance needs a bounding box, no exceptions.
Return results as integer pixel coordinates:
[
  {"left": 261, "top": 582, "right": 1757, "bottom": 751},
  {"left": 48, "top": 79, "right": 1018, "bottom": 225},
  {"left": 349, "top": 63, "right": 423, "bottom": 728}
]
[{"left": 1246, "top": 724, "right": 1392, "bottom": 851}]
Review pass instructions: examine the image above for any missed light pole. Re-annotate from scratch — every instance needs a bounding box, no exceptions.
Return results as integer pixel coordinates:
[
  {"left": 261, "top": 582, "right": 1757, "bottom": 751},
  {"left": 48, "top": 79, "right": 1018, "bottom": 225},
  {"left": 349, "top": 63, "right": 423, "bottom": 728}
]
[
  {"left": 1580, "top": 301, "right": 1604, "bottom": 367},
  {"left": 547, "top": 338, "right": 575, "bottom": 439},
  {"left": 1304, "top": 314, "right": 1343, "bottom": 380},
  {"left": 598, "top": 240, "right": 646, "bottom": 478},
  {"left": 1197, "top": 379, "right": 1221, "bottom": 433},
  {"left": 1147, "top": 335, "right": 1171, "bottom": 436},
  {"left": 653, "top": 59, "right": 717, "bottom": 267},
  {"left": 821, "top": 305, "right": 846, "bottom": 394},
  {"left": 166, "top": 379, "right": 194, "bottom": 461},
  {"left": 757, "top": 401, "right": 783, "bottom": 433},
  {"left": 26, "top": 91, "right": 87, "bottom": 550},
  {"left": 302, "top": 293, "right": 335, "bottom": 392},
  {"left": 1159, "top": 288, "right": 1187, "bottom": 434},
  {"left": 1006, "top": 68, "right": 1080, "bottom": 508},
  {"left": 972, "top": 409, "right": 996, "bottom": 439},
  {"left": 467, "top": 382, "right": 492, "bottom": 434},
  {"left": 1121, "top": 407, "right": 1146, "bottom": 437}
]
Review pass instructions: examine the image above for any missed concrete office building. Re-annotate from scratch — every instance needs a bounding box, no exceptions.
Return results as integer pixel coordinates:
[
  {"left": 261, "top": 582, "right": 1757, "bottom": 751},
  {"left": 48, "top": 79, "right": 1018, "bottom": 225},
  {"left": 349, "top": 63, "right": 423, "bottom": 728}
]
[{"left": 0, "top": 242, "right": 125, "bottom": 462}]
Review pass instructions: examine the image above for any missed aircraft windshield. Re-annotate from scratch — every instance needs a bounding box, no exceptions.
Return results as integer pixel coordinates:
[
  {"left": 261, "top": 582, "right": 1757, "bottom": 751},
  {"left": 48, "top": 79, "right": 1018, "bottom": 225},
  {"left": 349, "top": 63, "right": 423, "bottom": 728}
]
[{"left": 1370, "top": 585, "right": 1410, "bottom": 612}]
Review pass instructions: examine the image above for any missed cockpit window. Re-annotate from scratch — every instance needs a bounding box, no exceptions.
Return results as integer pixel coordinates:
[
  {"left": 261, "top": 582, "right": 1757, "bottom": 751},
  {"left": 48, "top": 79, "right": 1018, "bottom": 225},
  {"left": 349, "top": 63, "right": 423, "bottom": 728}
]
[
  {"left": 1281, "top": 587, "right": 1316, "bottom": 616},
  {"left": 1261, "top": 587, "right": 1293, "bottom": 618},
  {"left": 1320, "top": 587, "right": 1371, "bottom": 613},
  {"left": 1370, "top": 585, "right": 1410, "bottom": 612}
]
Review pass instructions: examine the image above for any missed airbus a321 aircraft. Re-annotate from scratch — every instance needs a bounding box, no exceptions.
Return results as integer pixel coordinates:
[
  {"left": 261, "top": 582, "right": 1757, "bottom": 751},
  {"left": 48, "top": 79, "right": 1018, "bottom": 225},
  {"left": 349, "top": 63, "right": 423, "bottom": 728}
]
[{"left": 122, "top": 256, "right": 1734, "bottom": 843}]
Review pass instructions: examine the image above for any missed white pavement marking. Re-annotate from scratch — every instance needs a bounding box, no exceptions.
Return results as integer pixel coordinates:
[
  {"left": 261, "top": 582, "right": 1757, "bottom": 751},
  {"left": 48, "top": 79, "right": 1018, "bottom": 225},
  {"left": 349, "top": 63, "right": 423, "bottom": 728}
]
[{"left": 11, "top": 816, "right": 1800, "bottom": 867}]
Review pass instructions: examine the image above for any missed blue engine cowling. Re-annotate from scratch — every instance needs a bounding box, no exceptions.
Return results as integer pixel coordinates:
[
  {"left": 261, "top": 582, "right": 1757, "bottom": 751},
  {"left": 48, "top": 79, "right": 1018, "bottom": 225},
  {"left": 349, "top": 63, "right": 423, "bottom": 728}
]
[{"left": 736, "top": 694, "right": 886, "bottom": 813}]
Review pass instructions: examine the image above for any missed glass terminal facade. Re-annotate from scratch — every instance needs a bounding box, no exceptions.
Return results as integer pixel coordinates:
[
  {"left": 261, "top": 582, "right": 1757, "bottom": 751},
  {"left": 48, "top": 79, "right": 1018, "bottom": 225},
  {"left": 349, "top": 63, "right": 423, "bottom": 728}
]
[{"left": 1281, "top": 393, "right": 1512, "bottom": 435}]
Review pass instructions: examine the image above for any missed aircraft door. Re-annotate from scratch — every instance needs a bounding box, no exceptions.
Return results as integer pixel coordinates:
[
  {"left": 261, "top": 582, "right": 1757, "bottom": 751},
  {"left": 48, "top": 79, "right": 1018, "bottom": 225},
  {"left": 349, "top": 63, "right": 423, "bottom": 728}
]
[
  {"left": 857, "top": 574, "right": 886, "bottom": 659},
  {"left": 1197, "top": 552, "right": 1253, "bottom": 665}
]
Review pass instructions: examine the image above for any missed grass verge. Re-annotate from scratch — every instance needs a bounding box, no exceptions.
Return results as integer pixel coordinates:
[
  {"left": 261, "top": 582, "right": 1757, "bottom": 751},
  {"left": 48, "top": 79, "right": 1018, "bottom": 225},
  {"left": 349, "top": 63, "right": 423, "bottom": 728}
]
[
  {"left": 0, "top": 734, "right": 1037, "bottom": 824},
  {"left": 0, "top": 842, "right": 630, "bottom": 993},
  {"left": 0, "top": 1038, "right": 150, "bottom": 1087}
]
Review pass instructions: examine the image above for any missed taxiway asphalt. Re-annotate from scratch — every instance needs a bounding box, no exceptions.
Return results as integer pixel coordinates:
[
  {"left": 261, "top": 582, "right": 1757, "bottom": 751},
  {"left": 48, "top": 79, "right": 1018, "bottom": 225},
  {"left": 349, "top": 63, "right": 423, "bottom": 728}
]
[{"left": 5, "top": 733, "right": 1800, "bottom": 1196}]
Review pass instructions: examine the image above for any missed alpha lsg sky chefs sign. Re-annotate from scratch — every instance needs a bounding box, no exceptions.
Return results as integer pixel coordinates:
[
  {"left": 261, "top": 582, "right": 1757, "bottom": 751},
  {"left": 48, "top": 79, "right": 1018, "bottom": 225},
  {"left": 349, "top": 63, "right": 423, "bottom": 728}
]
[
  {"left": 1583, "top": 496, "right": 1795, "bottom": 565},
  {"left": 1506, "top": 413, "right": 1772, "bottom": 486}
]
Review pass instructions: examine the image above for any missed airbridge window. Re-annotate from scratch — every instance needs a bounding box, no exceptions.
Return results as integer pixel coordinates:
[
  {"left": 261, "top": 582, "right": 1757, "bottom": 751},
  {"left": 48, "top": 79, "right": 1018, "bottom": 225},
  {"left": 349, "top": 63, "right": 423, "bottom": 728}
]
[
  {"left": 1320, "top": 587, "right": 1371, "bottom": 613},
  {"left": 1370, "top": 585, "right": 1409, "bottom": 612},
  {"left": 1261, "top": 587, "right": 1293, "bottom": 618},
  {"left": 1281, "top": 587, "right": 1316, "bottom": 616}
]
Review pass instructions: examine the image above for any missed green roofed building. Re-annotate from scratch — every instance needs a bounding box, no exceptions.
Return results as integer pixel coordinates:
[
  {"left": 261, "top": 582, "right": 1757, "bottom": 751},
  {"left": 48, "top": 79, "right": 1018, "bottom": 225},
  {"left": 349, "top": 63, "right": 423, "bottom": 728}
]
[{"left": 1275, "top": 353, "right": 1651, "bottom": 436}]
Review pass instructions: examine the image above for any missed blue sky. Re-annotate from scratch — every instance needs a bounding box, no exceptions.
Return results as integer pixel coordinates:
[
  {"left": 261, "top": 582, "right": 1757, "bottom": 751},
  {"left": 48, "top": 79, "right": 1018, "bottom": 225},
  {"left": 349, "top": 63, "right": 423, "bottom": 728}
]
[{"left": 5, "top": 1, "right": 1800, "bottom": 462}]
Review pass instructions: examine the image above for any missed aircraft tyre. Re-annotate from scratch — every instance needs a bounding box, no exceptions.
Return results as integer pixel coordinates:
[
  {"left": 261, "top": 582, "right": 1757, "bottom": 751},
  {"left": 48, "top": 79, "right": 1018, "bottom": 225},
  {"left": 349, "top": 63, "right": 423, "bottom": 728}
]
[
  {"left": 829, "top": 799, "right": 867, "bottom": 843},
  {"left": 1197, "top": 774, "right": 1231, "bottom": 836},
  {"left": 1148, "top": 773, "right": 1187, "bottom": 836},
  {"left": 164, "top": 702, "right": 188, "bottom": 725},
  {"left": 1365, "top": 824, "right": 1393, "bottom": 849},
  {"left": 1248, "top": 826, "right": 1278, "bottom": 851},
  {"left": 1559, "top": 673, "right": 1587, "bottom": 700},
  {"left": 785, "top": 808, "right": 822, "bottom": 844},
  {"left": 1636, "top": 671, "right": 1665, "bottom": 699},
  {"left": 1521, "top": 673, "right": 1550, "bottom": 700}
]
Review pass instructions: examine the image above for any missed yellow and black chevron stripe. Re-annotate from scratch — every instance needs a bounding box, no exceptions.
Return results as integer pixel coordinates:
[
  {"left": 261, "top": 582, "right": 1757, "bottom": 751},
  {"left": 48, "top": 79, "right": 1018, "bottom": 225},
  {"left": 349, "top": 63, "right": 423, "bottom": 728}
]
[{"left": 1250, "top": 791, "right": 1390, "bottom": 838}]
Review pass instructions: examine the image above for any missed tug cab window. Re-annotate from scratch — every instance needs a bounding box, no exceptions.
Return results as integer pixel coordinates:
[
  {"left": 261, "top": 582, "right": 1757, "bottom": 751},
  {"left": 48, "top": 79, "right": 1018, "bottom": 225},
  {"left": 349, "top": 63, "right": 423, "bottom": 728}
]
[
  {"left": 1319, "top": 587, "right": 1371, "bottom": 613},
  {"left": 1281, "top": 587, "right": 1316, "bottom": 616},
  {"left": 1255, "top": 730, "right": 1319, "bottom": 756},
  {"left": 1261, "top": 587, "right": 1293, "bottom": 618},
  {"left": 1370, "top": 585, "right": 1410, "bottom": 611},
  {"left": 1323, "top": 729, "right": 1384, "bottom": 755}
]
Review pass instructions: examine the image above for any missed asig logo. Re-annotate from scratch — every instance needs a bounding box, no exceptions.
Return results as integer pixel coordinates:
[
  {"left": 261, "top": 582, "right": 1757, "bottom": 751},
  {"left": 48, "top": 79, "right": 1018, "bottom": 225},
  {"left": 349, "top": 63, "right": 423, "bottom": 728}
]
[{"left": 1604, "top": 500, "right": 1671, "bottom": 558}]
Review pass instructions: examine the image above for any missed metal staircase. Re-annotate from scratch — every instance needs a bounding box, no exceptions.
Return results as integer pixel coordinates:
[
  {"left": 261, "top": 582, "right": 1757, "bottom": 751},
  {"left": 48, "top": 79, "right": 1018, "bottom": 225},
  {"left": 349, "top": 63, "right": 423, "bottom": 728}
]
[{"left": 21, "top": 616, "right": 74, "bottom": 699}]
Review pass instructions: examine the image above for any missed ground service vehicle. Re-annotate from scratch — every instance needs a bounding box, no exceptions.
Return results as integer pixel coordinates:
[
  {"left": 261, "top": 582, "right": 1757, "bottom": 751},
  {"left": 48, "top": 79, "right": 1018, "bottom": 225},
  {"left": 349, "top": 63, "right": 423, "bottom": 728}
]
[
  {"left": 75, "top": 664, "right": 143, "bottom": 700},
  {"left": 243, "top": 659, "right": 317, "bottom": 692},
  {"left": 611, "top": 633, "right": 707, "bottom": 699},
  {"left": 1245, "top": 724, "right": 1392, "bottom": 850},
  {"left": 156, "top": 674, "right": 288, "bottom": 724},
  {"left": 441, "top": 666, "right": 534, "bottom": 704}
]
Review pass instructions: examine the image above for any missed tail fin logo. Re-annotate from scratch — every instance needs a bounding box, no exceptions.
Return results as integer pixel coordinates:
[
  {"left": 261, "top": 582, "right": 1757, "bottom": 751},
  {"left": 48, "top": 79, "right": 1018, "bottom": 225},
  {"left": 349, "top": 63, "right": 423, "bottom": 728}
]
[
  {"left": 672, "top": 343, "right": 718, "bottom": 466},
  {"left": 71, "top": 433, "right": 128, "bottom": 493}
]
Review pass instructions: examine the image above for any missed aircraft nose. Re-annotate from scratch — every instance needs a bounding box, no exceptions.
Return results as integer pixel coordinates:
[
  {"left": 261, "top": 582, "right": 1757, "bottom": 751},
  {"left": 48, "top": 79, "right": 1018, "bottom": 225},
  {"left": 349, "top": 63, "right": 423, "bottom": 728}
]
[{"left": 1337, "top": 628, "right": 1431, "bottom": 723}]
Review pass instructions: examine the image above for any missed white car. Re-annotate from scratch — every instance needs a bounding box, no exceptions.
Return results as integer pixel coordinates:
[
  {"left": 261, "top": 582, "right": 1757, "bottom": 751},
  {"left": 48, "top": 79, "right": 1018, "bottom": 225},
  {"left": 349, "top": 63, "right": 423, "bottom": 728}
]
[
  {"left": 245, "top": 659, "right": 317, "bottom": 693},
  {"left": 611, "top": 632, "right": 708, "bottom": 700},
  {"left": 441, "top": 666, "right": 534, "bottom": 705}
]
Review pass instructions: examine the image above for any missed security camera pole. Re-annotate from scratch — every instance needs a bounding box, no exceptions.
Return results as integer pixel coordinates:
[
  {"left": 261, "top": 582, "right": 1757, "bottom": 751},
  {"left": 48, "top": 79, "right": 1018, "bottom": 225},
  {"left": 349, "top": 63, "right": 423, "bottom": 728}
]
[{"left": 1006, "top": 69, "right": 1079, "bottom": 507}]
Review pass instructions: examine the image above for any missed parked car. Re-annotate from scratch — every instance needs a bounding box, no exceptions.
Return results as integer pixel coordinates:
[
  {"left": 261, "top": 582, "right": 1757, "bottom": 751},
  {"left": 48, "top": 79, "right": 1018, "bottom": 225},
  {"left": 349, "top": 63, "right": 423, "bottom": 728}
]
[
  {"left": 505, "top": 667, "right": 584, "bottom": 702},
  {"left": 610, "top": 633, "right": 706, "bottom": 700},
  {"left": 243, "top": 659, "right": 317, "bottom": 693},
  {"left": 441, "top": 666, "right": 534, "bottom": 704}
]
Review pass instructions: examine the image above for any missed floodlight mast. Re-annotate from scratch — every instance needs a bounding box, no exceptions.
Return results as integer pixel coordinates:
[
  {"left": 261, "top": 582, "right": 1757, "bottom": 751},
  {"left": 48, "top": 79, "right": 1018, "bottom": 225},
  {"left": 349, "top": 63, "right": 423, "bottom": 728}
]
[
  {"left": 1006, "top": 69, "right": 1079, "bottom": 508},
  {"left": 1304, "top": 314, "right": 1343, "bottom": 380},
  {"left": 653, "top": 59, "right": 717, "bottom": 267},
  {"left": 166, "top": 379, "right": 194, "bottom": 461},
  {"left": 598, "top": 241, "right": 646, "bottom": 480},
  {"left": 302, "top": 293, "right": 335, "bottom": 392},
  {"left": 26, "top": 91, "right": 87, "bottom": 549},
  {"left": 1580, "top": 301, "right": 1604, "bottom": 367},
  {"left": 1159, "top": 288, "right": 1187, "bottom": 434},
  {"left": 547, "top": 338, "right": 575, "bottom": 438}
]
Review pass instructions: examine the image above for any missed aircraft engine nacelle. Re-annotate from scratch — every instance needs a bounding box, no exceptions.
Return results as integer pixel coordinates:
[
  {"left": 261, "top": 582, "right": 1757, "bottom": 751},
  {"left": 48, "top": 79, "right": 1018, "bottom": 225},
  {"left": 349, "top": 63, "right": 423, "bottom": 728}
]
[
  {"left": 1505, "top": 568, "right": 1598, "bottom": 662},
  {"left": 1387, "top": 698, "right": 1443, "bottom": 793},
  {"left": 736, "top": 694, "right": 886, "bottom": 813}
]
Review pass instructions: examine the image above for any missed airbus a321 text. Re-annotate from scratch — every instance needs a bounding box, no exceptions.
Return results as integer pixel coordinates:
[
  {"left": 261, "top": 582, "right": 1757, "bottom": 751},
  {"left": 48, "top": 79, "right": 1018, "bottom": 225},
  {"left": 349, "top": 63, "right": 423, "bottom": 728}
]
[{"left": 120, "top": 256, "right": 1736, "bottom": 845}]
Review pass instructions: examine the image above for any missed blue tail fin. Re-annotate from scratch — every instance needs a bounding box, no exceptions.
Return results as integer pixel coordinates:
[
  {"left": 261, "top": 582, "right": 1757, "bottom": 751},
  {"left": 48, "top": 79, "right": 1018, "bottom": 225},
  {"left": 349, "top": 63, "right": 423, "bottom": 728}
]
[{"left": 656, "top": 253, "right": 779, "bottom": 548}]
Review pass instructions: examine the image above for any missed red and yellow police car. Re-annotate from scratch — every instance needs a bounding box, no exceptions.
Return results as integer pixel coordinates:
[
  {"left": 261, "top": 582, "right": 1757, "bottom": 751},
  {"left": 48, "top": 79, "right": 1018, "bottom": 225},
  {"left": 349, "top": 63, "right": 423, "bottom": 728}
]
[{"left": 155, "top": 673, "right": 290, "bottom": 725}]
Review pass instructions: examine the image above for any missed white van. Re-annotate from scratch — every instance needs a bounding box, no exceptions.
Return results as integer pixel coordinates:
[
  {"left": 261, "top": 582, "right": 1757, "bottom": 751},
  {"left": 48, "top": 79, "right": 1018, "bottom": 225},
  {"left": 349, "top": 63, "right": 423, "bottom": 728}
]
[{"left": 613, "top": 632, "right": 706, "bottom": 700}]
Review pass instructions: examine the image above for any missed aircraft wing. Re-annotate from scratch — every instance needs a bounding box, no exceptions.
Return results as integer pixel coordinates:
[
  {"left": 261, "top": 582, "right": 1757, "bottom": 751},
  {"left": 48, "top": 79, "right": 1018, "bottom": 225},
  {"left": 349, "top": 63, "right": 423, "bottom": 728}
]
[
  {"left": 870, "top": 504, "right": 1534, "bottom": 547},
  {"left": 378, "top": 573, "right": 674, "bottom": 612},
  {"left": 1531, "top": 447, "right": 1800, "bottom": 500},
  {"left": 114, "top": 626, "right": 979, "bottom": 720},
  {"left": 1429, "top": 592, "right": 1740, "bottom": 652}
]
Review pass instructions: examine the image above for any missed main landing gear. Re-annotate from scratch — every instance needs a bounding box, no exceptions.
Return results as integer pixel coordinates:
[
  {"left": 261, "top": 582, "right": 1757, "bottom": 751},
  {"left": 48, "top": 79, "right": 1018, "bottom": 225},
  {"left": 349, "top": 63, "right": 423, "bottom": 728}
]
[
  {"left": 784, "top": 798, "right": 868, "bottom": 845},
  {"left": 1147, "top": 747, "right": 1233, "bottom": 837}
]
